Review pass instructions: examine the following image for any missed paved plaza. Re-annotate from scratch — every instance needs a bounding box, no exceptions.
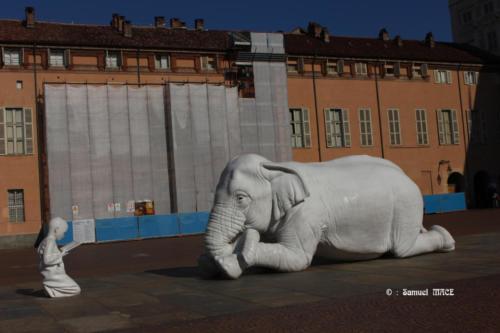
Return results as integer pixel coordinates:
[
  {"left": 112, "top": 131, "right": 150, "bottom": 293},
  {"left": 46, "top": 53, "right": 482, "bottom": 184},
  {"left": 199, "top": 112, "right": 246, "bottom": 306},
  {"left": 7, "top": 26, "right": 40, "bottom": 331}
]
[{"left": 0, "top": 210, "right": 499, "bottom": 332}]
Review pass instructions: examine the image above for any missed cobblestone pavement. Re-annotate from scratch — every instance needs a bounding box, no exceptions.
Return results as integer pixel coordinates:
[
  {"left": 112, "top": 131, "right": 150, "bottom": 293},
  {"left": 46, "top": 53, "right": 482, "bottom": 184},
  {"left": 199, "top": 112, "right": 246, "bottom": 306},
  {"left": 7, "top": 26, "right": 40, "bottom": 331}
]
[{"left": 0, "top": 210, "right": 499, "bottom": 332}]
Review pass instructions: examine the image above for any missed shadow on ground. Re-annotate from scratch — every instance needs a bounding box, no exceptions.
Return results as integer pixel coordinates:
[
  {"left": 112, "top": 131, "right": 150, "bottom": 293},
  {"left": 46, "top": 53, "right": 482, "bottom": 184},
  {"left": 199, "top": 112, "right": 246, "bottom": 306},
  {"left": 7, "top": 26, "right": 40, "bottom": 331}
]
[{"left": 16, "top": 288, "right": 47, "bottom": 298}]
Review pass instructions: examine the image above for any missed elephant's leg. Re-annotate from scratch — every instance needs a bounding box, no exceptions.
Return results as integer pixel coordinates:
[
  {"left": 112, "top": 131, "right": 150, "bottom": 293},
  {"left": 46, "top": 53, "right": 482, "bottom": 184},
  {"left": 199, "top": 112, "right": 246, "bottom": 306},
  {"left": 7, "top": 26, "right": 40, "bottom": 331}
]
[
  {"left": 212, "top": 229, "right": 260, "bottom": 279},
  {"left": 393, "top": 225, "right": 455, "bottom": 258},
  {"left": 242, "top": 214, "right": 320, "bottom": 272}
]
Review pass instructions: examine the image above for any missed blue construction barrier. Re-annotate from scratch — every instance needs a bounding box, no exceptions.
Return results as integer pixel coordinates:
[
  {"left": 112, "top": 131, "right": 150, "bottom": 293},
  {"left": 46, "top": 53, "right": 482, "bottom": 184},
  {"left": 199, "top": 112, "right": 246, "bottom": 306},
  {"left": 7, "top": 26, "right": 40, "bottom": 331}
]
[
  {"left": 57, "top": 192, "right": 466, "bottom": 245},
  {"left": 95, "top": 216, "right": 139, "bottom": 242},
  {"left": 423, "top": 192, "right": 466, "bottom": 214},
  {"left": 178, "top": 211, "right": 210, "bottom": 235},
  {"left": 138, "top": 214, "right": 179, "bottom": 238}
]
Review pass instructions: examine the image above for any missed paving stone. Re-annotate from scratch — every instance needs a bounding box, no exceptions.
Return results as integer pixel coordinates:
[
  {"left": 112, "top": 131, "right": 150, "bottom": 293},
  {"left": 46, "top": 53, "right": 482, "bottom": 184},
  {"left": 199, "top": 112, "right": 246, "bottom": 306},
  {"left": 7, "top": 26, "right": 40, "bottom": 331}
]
[
  {"left": 0, "top": 315, "right": 63, "bottom": 333},
  {"left": 38, "top": 296, "right": 110, "bottom": 320},
  {"left": 93, "top": 290, "right": 159, "bottom": 308},
  {"left": 58, "top": 314, "right": 132, "bottom": 333},
  {"left": 0, "top": 299, "right": 46, "bottom": 320}
]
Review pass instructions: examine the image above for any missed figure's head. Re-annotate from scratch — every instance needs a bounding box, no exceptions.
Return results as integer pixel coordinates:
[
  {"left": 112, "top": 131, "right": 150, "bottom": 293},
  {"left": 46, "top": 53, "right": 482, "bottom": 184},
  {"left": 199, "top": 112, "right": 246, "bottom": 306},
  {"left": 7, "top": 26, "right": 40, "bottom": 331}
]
[
  {"left": 48, "top": 217, "right": 68, "bottom": 240},
  {"left": 204, "top": 154, "right": 309, "bottom": 258}
]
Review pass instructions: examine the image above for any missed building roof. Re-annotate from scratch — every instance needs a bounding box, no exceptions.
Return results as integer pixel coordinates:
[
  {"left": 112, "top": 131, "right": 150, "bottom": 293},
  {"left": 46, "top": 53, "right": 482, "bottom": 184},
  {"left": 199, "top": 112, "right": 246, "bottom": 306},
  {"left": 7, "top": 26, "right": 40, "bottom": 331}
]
[
  {"left": 0, "top": 20, "right": 230, "bottom": 51},
  {"left": 284, "top": 33, "right": 500, "bottom": 65}
]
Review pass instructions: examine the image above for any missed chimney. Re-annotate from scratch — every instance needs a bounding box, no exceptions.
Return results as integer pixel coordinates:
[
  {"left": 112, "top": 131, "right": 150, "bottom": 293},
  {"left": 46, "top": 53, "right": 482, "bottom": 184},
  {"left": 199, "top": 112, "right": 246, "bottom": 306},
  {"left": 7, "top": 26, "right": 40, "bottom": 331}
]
[
  {"left": 307, "top": 22, "right": 322, "bottom": 38},
  {"left": 425, "top": 32, "right": 435, "bottom": 48},
  {"left": 25, "top": 6, "right": 35, "bottom": 28},
  {"left": 123, "top": 20, "right": 132, "bottom": 37},
  {"left": 170, "top": 18, "right": 186, "bottom": 29},
  {"left": 154, "top": 16, "right": 165, "bottom": 27},
  {"left": 195, "top": 18, "right": 204, "bottom": 31},
  {"left": 394, "top": 35, "right": 403, "bottom": 47},
  {"left": 111, "top": 13, "right": 119, "bottom": 29},
  {"left": 117, "top": 16, "right": 125, "bottom": 32},
  {"left": 321, "top": 27, "right": 330, "bottom": 43},
  {"left": 379, "top": 28, "right": 389, "bottom": 41}
]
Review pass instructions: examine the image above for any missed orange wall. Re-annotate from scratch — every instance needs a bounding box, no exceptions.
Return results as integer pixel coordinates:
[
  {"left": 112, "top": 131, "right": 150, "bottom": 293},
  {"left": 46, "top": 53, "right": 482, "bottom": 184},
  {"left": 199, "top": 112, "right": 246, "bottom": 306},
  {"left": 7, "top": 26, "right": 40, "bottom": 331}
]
[
  {"left": 287, "top": 67, "right": 500, "bottom": 197},
  {"left": 0, "top": 60, "right": 227, "bottom": 236}
]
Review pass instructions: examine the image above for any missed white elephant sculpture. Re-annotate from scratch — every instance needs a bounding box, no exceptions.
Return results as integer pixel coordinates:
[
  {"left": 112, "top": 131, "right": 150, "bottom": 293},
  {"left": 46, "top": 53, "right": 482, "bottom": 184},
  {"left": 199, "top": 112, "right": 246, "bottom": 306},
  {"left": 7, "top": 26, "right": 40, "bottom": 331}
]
[{"left": 198, "top": 154, "right": 455, "bottom": 279}]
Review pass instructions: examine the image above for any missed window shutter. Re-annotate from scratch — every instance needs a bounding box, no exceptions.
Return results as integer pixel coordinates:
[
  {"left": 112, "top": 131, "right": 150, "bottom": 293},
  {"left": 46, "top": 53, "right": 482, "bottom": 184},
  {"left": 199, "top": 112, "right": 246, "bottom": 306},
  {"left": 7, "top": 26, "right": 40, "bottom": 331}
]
[
  {"left": 64, "top": 49, "right": 70, "bottom": 67},
  {"left": 436, "top": 110, "right": 445, "bottom": 145},
  {"left": 337, "top": 59, "right": 344, "bottom": 75},
  {"left": 302, "top": 108, "right": 311, "bottom": 148},
  {"left": 480, "top": 110, "right": 487, "bottom": 144},
  {"left": 298, "top": 57, "right": 305, "bottom": 73},
  {"left": 421, "top": 63, "right": 428, "bottom": 77},
  {"left": 342, "top": 109, "right": 351, "bottom": 147},
  {"left": 450, "top": 110, "right": 459, "bottom": 144},
  {"left": 434, "top": 70, "right": 440, "bottom": 83},
  {"left": 446, "top": 70, "right": 452, "bottom": 84},
  {"left": 24, "top": 108, "right": 33, "bottom": 154},
  {"left": 324, "top": 109, "right": 332, "bottom": 147},
  {"left": 0, "top": 108, "right": 4, "bottom": 155},
  {"left": 394, "top": 62, "right": 401, "bottom": 77}
]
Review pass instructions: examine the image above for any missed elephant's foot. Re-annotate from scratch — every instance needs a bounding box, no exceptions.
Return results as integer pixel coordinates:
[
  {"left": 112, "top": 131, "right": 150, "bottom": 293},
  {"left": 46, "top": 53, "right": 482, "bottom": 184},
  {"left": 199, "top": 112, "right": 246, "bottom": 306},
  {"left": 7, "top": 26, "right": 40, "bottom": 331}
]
[
  {"left": 240, "top": 228, "right": 261, "bottom": 267},
  {"left": 430, "top": 225, "right": 456, "bottom": 252},
  {"left": 215, "top": 254, "right": 243, "bottom": 279}
]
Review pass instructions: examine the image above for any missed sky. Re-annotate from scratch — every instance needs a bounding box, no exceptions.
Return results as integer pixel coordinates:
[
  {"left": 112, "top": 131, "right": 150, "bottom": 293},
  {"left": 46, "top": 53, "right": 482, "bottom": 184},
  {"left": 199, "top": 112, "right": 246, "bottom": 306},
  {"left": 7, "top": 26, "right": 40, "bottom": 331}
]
[{"left": 1, "top": 1, "right": 453, "bottom": 42}]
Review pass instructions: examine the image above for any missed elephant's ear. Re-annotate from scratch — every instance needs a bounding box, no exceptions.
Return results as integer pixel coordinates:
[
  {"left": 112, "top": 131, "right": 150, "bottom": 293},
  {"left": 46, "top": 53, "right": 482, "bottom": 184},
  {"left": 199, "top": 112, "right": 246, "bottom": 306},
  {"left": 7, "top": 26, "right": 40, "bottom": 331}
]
[{"left": 261, "top": 163, "right": 310, "bottom": 221}]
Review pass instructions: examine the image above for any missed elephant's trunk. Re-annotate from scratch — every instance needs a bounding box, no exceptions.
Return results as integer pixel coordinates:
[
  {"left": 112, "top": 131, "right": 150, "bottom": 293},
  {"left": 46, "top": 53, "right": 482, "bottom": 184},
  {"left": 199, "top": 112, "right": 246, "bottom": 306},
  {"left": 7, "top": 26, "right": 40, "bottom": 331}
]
[{"left": 205, "top": 204, "right": 246, "bottom": 258}]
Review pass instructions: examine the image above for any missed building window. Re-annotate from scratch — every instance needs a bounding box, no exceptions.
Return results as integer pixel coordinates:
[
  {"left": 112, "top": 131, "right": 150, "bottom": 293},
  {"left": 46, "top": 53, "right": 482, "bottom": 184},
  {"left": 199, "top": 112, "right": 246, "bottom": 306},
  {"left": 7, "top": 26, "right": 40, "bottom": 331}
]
[
  {"left": 484, "top": 1, "right": 494, "bottom": 14},
  {"left": 155, "top": 55, "right": 170, "bottom": 70},
  {"left": 0, "top": 108, "right": 33, "bottom": 155},
  {"left": 388, "top": 109, "right": 401, "bottom": 145},
  {"left": 8, "top": 189, "right": 25, "bottom": 223},
  {"left": 434, "top": 70, "right": 452, "bottom": 84},
  {"left": 487, "top": 31, "right": 498, "bottom": 51},
  {"left": 3, "top": 48, "right": 21, "bottom": 66},
  {"left": 358, "top": 108, "right": 373, "bottom": 146},
  {"left": 469, "top": 109, "right": 487, "bottom": 144},
  {"left": 326, "top": 59, "right": 337, "bottom": 74},
  {"left": 416, "top": 109, "right": 429, "bottom": 145},
  {"left": 106, "top": 51, "right": 120, "bottom": 68},
  {"left": 49, "top": 49, "right": 65, "bottom": 67},
  {"left": 325, "top": 108, "right": 351, "bottom": 148},
  {"left": 200, "top": 55, "right": 216, "bottom": 71},
  {"left": 462, "top": 11, "right": 473, "bottom": 24},
  {"left": 384, "top": 63, "right": 395, "bottom": 76},
  {"left": 464, "top": 71, "right": 479, "bottom": 85},
  {"left": 289, "top": 108, "right": 311, "bottom": 148},
  {"left": 287, "top": 58, "right": 299, "bottom": 73},
  {"left": 437, "top": 109, "right": 459, "bottom": 145},
  {"left": 355, "top": 62, "right": 367, "bottom": 75}
]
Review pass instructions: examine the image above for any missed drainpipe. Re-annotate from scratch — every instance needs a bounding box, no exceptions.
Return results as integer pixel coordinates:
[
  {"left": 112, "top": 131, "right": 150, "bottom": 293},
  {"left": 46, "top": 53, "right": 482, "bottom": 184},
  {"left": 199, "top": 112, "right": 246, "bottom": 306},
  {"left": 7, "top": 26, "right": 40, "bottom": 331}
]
[
  {"left": 136, "top": 48, "right": 141, "bottom": 86},
  {"left": 456, "top": 63, "right": 469, "bottom": 205},
  {"left": 374, "top": 63, "right": 385, "bottom": 158},
  {"left": 33, "top": 43, "right": 46, "bottom": 228},
  {"left": 312, "top": 54, "right": 322, "bottom": 161}
]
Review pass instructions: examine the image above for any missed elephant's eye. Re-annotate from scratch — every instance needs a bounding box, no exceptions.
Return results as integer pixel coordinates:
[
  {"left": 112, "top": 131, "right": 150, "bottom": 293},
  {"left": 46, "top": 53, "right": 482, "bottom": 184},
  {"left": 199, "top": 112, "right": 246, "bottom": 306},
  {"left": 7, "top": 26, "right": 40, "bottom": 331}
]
[{"left": 235, "top": 193, "right": 249, "bottom": 205}]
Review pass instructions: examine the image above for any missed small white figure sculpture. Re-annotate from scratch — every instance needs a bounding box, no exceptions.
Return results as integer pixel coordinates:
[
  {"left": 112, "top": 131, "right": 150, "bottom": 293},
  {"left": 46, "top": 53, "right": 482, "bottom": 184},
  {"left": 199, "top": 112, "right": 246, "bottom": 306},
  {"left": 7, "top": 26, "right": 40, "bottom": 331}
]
[
  {"left": 38, "top": 217, "right": 81, "bottom": 297},
  {"left": 198, "top": 154, "right": 456, "bottom": 279}
]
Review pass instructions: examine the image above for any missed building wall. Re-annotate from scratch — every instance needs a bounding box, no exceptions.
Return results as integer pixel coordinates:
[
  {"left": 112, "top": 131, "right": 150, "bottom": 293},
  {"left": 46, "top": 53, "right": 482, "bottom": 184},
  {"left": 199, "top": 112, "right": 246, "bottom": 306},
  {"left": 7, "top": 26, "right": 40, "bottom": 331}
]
[
  {"left": 0, "top": 51, "right": 228, "bottom": 238},
  {"left": 288, "top": 63, "right": 500, "bottom": 200},
  {"left": 449, "top": 0, "right": 500, "bottom": 54}
]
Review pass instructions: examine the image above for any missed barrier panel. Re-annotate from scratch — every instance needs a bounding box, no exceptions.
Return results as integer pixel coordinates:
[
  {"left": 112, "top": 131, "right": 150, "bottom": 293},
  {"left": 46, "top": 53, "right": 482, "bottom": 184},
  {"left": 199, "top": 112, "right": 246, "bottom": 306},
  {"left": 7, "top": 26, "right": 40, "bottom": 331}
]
[
  {"left": 138, "top": 215, "right": 179, "bottom": 239},
  {"left": 55, "top": 193, "right": 467, "bottom": 246},
  {"left": 178, "top": 212, "right": 210, "bottom": 235},
  {"left": 424, "top": 192, "right": 466, "bottom": 214},
  {"left": 95, "top": 217, "right": 139, "bottom": 242}
]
